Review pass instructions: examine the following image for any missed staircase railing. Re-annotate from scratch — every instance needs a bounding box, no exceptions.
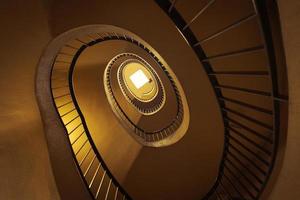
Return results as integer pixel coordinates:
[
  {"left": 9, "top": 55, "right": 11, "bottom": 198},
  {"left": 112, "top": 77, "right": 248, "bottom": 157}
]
[
  {"left": 50, "top": 32, "right": 138, "bottom": 200},
  {"left": 39, "top": 0, "right": 289, "bottom": 199},
  {"left": 155, "top": 0, "right": 288, "bottom": 199}
]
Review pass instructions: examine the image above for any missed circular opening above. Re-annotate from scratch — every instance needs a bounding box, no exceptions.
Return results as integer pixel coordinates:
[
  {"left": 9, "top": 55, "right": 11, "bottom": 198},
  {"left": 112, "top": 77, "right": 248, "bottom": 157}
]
[
  {"left": 121, "top": 61, "right": 158, "bottom": 102},
  {"left": 104, "top": 50, "right": 190, "bottom": 147}
]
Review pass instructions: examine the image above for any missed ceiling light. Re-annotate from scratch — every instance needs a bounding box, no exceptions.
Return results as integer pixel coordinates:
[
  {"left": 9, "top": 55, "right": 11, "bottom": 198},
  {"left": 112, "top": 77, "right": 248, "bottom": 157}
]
[{"left": 129, "top": 69, "right": 149, "bottom": 89}]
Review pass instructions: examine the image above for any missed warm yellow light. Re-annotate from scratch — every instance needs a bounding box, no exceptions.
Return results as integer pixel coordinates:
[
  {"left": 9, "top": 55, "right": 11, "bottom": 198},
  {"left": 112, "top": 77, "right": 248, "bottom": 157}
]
[
  {"left": 129, "top": 69, "right": 149, "bottom": 89},
  {"left": 121, "top": 61, "right": 158, "bottom": 102}
]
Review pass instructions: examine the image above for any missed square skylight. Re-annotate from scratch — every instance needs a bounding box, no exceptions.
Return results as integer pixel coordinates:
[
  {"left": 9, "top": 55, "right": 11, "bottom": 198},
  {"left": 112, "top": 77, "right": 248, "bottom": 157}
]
[{"left": 130, "top": 69, "right": 149, "bottom": 89}]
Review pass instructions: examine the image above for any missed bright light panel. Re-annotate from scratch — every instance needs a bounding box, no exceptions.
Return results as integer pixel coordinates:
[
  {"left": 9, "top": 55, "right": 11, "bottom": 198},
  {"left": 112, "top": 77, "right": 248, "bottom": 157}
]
[{"left": 129, "top": 69, "right": 149, "bottom": 89}]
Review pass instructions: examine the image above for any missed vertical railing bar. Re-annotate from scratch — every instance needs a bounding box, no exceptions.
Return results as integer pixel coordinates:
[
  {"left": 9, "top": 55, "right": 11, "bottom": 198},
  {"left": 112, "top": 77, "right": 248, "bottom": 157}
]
[
  {"left": 225, "top": 159, "right": 260, "bottom": 192},
  {"left": 60, "top": 108, "right": 76, "bottom": 118},
  {"left": 159, "top": 132, "right": 164, "bottom": 140},
  {"left": 65, "top": 115, "right": 80, "bottom": 126},
  {"left": 202, "top": 45, "right": 264, "bottom": 62},
  {"left": 64, "top": 44, "right": 79, "bottom": 50},
  {"left": 154, "top": 1, "right": 286, "bottom": 199},
  {"left": 68, "top": 123, "right": 82, "bottom": 135},
  {"left": 53, "top": 93, "right": 71, "bottom": 99},
  {"left": 227, "top": 151, "right": 264, "bottom": 184},
  {"left": 223, "top": 173, "right": 244, "bottom": 198},
  {"left": 79, "top": 147, "right": 92, "bottom": 166},
  {"left": 75, "top": 38, "right": 88, "bottom": 46},
  {"left": 228, "top": 143, "right": 267, "bottom": 175},
  {"left": 130, "top": 36, "right": 134, "bottom": 43},
  {"left": 228, "top": 134, "right": 270, "bottom": 166},
  {"left": 71, "top": 130, "right": 85, "bottom": 145},
  {"left": 219, "top": 97, "right": 273, "bottom": 115},
  {"left": 208, "top": 70, "right": 269, "bottom": 76},
  {"left": 101, "top": 32, "right": 109, "bottom": 39},
  {"left": 219, "top": 180, "right": 233, "bottom": 199},
  {"left": 156, "top": 133, "right": 160, "bottom": 141},
  {"left": 223, "top": 107, "right": 273, "bottom": 130},
  {"left": 113, "top": 32, "right": 119, "bottom": 39},
  {"left": 52, "top": 35, "right": 134, "bottom": 200},
  {"left": 227, "top": 126, "right": 272, "bottom": 155},
  {"left": 104, "top": 32, "right": 112, "bottom": 39},
  {"left": 114, "top": 187, "right": 119, "bottom": 200},
  {"left": 104, "top": 179, "right": 112, "bottom": 200},
  {"left": 84, "top": 155, "right": 96, "bottom": 176},
  {"left": 216, "top": 190, "right": 224, "bottom": 200},
  {"left": 95, "top": 171, "right": 107, "bottom": 199},
  {"left": 75, "top": 138, "right": 88, "bottom": 155},
  {"left": 86, "top": 34, "right": 97, "bottom": 42},
  {"left": 89, "top": 163, "right": 101, "bottom": 188},
  {"left": 57, "top": 100, "right": 73, "bottom": 109},
  {"left": 183, "top": 0, "right": 216, "bottom": 30},
  {"left": 225, "top": 117, "right": 273, "bottom": 143},
  {"left": 273, "top": 96, "right": 288, "bottom": 102},
  {"left": 196, "top": 13, "right": 257, "bottom": 45},
  {"left": 168, "top": 0, "right": 177, "bottom": 13},
  {"left": 216, "top": 84, "right": 271, "bottom": 96},
  {"left": 224, "top": 164, "right": 256, "bottom": 199},
  {"left": 95, "top": 33, "right": 105, "bottom": 40}
]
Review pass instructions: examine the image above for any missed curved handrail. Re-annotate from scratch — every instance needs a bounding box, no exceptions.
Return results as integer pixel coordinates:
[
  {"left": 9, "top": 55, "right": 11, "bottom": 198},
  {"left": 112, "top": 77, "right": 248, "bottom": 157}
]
[
  {"left": 49, "top": 30, "right": 187, "bottom": 199},
  {"left": 50, "top": 33, "right": 136, "bottom": 200},
  {"left": 155, "top": 0, "right": 288, "bottom": 199},
  {"left": 40, "top": 1, "right": 289, "bottom": 198}
]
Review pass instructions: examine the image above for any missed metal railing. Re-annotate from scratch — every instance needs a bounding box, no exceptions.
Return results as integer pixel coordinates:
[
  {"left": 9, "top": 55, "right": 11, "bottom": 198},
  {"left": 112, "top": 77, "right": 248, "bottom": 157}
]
[
  {"left": 50, "top": 30, "right": 186, "bottom": 198},
  {"left": 50, "top": 33, "right": 135, "bottom": 200},
  {"left": 47, "top": 0, "right": 288, "bottom": 199},
  {"left": 156, "top": 0, "right": 288, "bottom": 199}
]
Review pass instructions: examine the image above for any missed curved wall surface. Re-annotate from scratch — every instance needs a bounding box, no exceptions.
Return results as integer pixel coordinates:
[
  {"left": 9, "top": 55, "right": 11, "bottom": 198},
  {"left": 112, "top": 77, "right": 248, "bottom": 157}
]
[
  {"left": 0, "top": 0, "right": 298, "bottom": 199},
  {"left": 0, "top": 1, "right": 59, "bottom": 199},
  {"left": 266, "top": 1, "right": 300, "bottom": 199}
]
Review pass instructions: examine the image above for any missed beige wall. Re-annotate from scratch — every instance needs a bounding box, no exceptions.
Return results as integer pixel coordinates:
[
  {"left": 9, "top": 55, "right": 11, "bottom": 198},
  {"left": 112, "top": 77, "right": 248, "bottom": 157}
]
[
  {"left": 0, "top": 1, "right": 59, "bottom": 199},
  {"left": 0, "top": 0, "right": 299, "bottom": 199},
  {"left": 267, "top": 1, "right": 300, "bottom": 199}
]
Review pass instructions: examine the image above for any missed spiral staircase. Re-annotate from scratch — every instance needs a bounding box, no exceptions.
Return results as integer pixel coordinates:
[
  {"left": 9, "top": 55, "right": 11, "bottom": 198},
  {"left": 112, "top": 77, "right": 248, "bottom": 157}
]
[{"left": 0, "top": 0, "right": 299, "bottom": 200}]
